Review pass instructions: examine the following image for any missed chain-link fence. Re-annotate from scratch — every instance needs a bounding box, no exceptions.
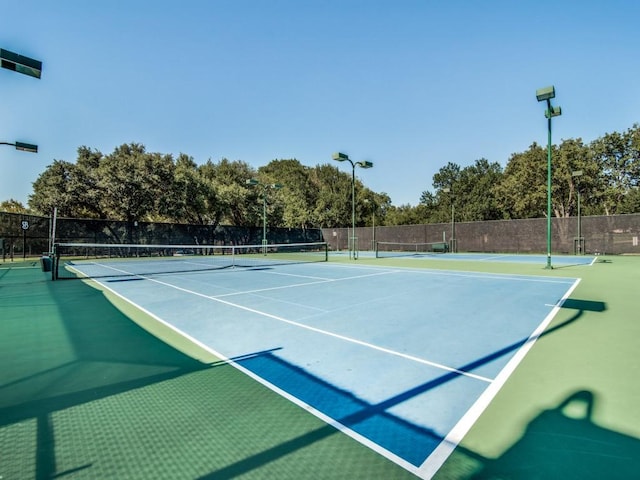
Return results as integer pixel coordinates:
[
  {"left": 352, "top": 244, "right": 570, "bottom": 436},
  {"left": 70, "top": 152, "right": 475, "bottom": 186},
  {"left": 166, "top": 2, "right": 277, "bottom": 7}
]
[
  {"left": 0, "top": 212, "right": 323, "bottom": 261},
  {"left": 322, "top": 213, "right": 640, "bottom": 255},
  {"left": 2, "top": 211, "right": 638, "bottom": 262}
]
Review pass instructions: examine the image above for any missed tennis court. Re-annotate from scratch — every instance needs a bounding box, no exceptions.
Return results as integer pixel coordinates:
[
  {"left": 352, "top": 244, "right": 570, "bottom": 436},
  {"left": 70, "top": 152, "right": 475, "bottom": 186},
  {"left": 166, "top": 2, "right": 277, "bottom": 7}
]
[
  {"left": 58, "top": 248, "right": 579, "bottom": 477},
  {"left": 371, "top": 241, "right": 597, "bottom": 266},
  {"left": 2, "top": 250, "right": 639, "bottom": 479}
]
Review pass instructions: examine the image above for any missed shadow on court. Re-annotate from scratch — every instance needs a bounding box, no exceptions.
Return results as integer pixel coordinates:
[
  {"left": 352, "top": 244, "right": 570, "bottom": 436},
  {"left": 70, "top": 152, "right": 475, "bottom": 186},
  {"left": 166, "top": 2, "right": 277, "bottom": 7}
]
[
  {"left": 3, "top": 265, "right": 632, "bottom": 479},
  {"left": 435, "top": 297, "right": 640, "bottom": 479},
  {"left": 0, "top": 267, "right": 417, "bottom": 479},
  {"left": 199, "top": 296, "right": 611, "bottom": 477},
  {"left": 444, "top": 390, "right": 640, "bottom": 480},
  {"left": 0, "top": 267, "right": 213, "bottom": 479}
]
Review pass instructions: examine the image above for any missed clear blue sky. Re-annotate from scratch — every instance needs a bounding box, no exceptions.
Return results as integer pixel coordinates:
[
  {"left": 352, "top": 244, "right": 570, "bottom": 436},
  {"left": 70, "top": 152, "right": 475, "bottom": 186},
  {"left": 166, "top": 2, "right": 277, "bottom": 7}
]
[{"left": 1, "top": 0, "right": 638, "bottom": 207}]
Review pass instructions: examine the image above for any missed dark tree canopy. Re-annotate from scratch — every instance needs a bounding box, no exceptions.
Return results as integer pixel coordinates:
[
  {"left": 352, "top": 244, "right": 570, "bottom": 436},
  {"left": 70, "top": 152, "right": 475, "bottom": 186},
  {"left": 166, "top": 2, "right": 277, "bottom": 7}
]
[{"left": 14, "top": 123, "right": 640, "bottom": 227}]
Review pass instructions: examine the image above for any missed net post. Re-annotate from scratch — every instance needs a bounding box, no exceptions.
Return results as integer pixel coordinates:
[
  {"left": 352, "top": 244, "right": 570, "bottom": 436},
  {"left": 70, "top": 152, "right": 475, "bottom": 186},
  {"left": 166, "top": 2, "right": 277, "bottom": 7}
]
[
  {"left": 262, "top": 238, "right": 267, "bottom": 256},
  {"left": 51, "top": 243, "right": 58, "bottom": 281},
  {"left": 349, "top": 236, "right": 358, "bottom": 260}
]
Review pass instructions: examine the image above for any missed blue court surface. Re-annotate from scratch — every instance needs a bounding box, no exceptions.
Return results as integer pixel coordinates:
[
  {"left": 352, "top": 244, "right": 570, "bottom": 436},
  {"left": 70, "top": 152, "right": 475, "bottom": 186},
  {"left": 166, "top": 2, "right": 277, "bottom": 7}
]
[
  {"left": 83, "top": 262, "right": 579, "bottom": 478},
  {"left": 354, "top": 250, "right": 596, "bottom": 266}
]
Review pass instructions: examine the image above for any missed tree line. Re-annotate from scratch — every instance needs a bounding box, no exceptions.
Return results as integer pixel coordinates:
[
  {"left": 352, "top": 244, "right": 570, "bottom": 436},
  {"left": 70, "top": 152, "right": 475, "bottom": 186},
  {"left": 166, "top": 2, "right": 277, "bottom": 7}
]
[{"left": 1, "top": 124, "right": 639, "bottom": 228}]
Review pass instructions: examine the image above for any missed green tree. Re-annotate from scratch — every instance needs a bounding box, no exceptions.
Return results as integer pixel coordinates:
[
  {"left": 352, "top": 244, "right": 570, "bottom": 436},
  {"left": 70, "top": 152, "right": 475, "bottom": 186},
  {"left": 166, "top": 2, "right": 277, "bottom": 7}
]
[
  {"left": 0, "top": 199, "right": 29, "bottom": 213},
  {"left": 591, "top": 124, "right": 640, "bottom": 215},
  {"left": 428, "top": 162, "right": 462, "bottom": 223},
  {"left": 30, "top": 147, "right": 107, "bottom": 218},
  {"left": 384, "top": 203, "right": 432, "bottom": 226},
  {"left": 361, "top": 191, "right": 392, "bottom": 227},
  {"left": 72, "top": 146, "right": 106, "bottom": 218},
  {"left": 619, "top": 187, "right": 640, "bottom": 213},
  {"left": 553, "top": 138, "right": 599, "bottom": 217},
  {"left": 258, "top": 159, "right": 314, "bottom": 229},
  {"left": 430, "top": 158, "right": 504, "bottom": 223},
  {"left": 309, "top": 164, "right": 354, "bottom": 228},
  {"left": 29, "top": 159, "right": 78, "bottom": 216},
  {"left": 457, "top": 159, "right": 503, "bottom": 221},
  {"left": 24, "top": 122, "right": 640, "bottom": 232},
  {"left": 96, "top": 143, "right": 175, "bottom": 223},
  {"left": 495, "top": 143, "right": 549, "bottom": 219},
  {"left": 163, "top": 153, "right": 221, "bottom": 225},
  {"left": 200, "top": 158, "right": 257, "bottom": 226},
  {"left": 432, "top": 162, "right": 461, "bottom": 191}
]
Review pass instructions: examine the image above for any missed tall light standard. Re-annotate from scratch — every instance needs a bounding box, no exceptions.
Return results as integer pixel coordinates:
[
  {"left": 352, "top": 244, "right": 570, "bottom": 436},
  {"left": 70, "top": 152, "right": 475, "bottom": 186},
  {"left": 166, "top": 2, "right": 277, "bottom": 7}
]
[
  {"left": 2, "top": 48, "right": 42, "bottom": 157},
  {"left": 2, "top": 48, "right": 41, "bottom": 263},
  {"left": 536, "top": 85, "right": 562, "bottom": 269},
  {"left": 246, "top": 178, "right": 282, "bottom": 253},
  {"left": 572, "top": 170, "right": 584, "bottom": 254},
  {"left": 332, "top": 152, "right": 373, "bottom": 259}
]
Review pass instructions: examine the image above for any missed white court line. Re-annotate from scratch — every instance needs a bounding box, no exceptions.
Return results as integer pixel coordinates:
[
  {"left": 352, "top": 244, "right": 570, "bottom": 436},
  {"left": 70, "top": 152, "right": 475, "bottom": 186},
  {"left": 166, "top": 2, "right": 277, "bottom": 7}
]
[
  {"left": 150, "top": 276, "right": 494, "bottom": 383},
  {"left": 171, "top": 267, "right": 403, "bottom": 301},
  {"left": 417, "top": 277, "right": 582, "bottom": 479},
  {"left": 214, "top": 269, "right": 398, "bottom": 298},
  {"left": 324, "top": 261, "right": 578, "bottom": 285},
  {"left": 265, "top": 270, "right": 335, "bottom": 281},
  {"left": 86, "top": 261, "right": 492, "bottom": 383},
  {"left": 476, "top": 254, "right": 509, "bottom": 262},
  {"left": 79, "top": 260, "right": 581, "bottom": 478},
  {"left": 87, "top": 265, "right": 424, "bottom": 477}
]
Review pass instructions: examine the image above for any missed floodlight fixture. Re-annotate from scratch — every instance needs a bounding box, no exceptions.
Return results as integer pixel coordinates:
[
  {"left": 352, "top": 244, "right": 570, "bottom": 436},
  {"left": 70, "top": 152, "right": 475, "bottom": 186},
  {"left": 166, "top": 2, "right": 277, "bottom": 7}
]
[
  {"left": 546, "top": 106, "right": 562, "bottom": 118},
  {"left": 0, "top": 48, "right": 42, "bottom": 79},
  {"left": 356, "top": 160, "right": 374, "bottom": 169},
  {"left": 332, "top": 152, "right": 349, "bottom": 162},
  {"left": 1, "top": 141, "right": 38, "bottom": 153},
  {"left": 536, "top": 85, "right": 555, "bottom": 102},
  {"left": 246, "top": 178, "right": 260, "bottom": 186},
  {"left": 15, "top": 142, "right": 38, "bottom": 153}
]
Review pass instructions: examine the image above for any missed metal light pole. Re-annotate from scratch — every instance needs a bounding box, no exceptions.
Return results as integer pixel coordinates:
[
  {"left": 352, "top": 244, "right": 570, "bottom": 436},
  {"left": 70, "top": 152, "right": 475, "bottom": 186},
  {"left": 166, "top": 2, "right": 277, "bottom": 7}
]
[
  {"left": 246, "top": 179, "right": 282, "bottom": 253},
  {"left": 536, "top": 86, "right": 562, "bottom": 269},
  {"left": 2, "top": 48, "right": 41, "bottom": 156},
  {"left": 442, "top": 187, "right": 455, "bottom": 252},
  {"left": 363, "top": 198, "right": 377, "bottom": 250},
  {"left": 2, "top": 49, "right": 41, "bottom": 263},
  {"left": 572, "top": 170, "right": 583, "bottom": 254},
  {"left": 372, "top": 203, "right": 376, "bottom": 251},
  {"left": 332, "top": 152, "right": 373, "bottom": 260}
]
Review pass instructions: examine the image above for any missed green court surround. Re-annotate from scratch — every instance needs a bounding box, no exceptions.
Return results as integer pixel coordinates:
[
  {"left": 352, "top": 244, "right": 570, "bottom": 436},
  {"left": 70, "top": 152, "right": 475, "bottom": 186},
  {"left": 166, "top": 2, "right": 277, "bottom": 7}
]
[{"left": 1, "top": 255, "right": 638, "bottom": 479}]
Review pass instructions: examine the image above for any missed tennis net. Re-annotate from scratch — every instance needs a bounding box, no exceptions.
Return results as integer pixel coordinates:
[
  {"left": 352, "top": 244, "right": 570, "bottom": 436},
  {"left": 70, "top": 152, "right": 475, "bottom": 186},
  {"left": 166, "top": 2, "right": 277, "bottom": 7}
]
[
  {"left": 375, "top": 241, "right": 449, "bottom": 258},
  {"left": 52, "top": 242, "right": 328, "bottom": 279}
]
